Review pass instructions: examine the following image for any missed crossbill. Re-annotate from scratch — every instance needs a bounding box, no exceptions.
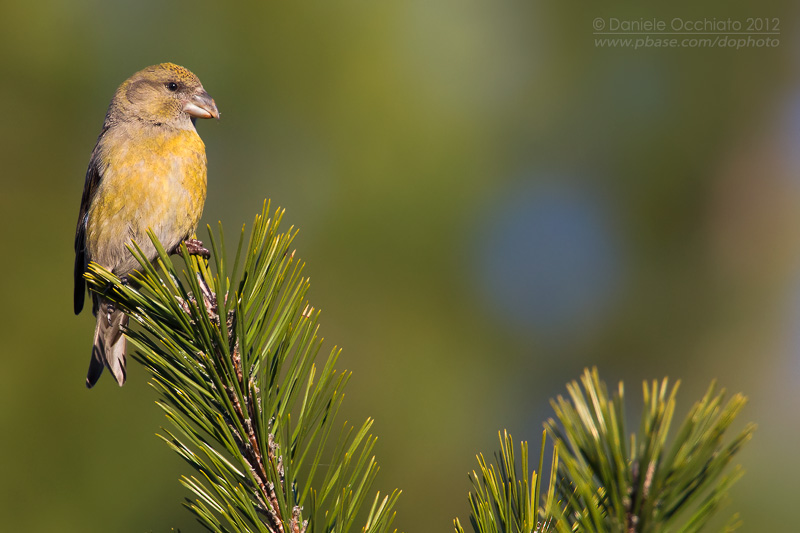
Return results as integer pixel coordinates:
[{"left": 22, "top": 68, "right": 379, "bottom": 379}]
[{"left": 74, "top": 63, "right": 219, "bottom": 388}]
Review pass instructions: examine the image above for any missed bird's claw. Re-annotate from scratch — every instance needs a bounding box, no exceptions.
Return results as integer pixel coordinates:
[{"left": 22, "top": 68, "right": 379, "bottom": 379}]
[{"left": 184, "top": 238, "right": 211, "bottom": 259}]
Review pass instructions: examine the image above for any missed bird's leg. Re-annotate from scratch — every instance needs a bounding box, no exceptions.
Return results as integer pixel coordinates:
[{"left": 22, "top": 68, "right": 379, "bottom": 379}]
[
  {"left": 182, "top": 238, "right": 211, "bottom": 258},
  {"left": 101, "top": 275, "right": 133, "bottom": 326},
  {"left": 106, "top": 300, "right": 115, "bottom": 326}
]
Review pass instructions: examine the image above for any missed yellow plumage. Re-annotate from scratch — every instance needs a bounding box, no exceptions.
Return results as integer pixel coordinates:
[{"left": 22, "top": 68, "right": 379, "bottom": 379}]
[
  {"left": 87, "top": 128, "right": 207, "bottom": 275},
  {"left": 74, "top": 63, "right": 219, "bottom": 387}
]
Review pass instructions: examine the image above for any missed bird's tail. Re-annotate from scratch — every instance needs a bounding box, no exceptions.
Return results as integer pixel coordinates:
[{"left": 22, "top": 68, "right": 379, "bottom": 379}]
[{"left": 86, "top": 298, "right": 128, "bottom": 388}]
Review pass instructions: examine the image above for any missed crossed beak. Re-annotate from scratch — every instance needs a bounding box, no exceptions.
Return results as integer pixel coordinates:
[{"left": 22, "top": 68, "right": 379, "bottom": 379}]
[{"left": 183, "top": 89, "right": 219, "bottom": 120}]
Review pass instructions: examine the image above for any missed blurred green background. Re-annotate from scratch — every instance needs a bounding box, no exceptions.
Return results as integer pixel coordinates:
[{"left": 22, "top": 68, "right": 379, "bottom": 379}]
[{"left": 1, "top": 1, "right": 798, "bottom": 531}]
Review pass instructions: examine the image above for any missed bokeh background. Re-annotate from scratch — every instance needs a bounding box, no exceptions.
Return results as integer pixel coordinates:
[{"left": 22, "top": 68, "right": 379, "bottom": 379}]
[{"left": 1, "top": 1, "right": 798, "bottom": 531}]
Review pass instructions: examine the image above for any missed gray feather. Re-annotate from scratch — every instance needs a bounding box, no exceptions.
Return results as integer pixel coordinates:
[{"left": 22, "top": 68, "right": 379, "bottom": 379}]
[{"left": 86, "top": 298, "right": 128, "bottom": 388}]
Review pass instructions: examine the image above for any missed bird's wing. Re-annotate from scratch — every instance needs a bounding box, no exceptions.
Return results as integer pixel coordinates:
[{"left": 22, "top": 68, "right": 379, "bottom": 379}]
[{"left": 74, "top": 132, "right": 106, "bottom": 315}]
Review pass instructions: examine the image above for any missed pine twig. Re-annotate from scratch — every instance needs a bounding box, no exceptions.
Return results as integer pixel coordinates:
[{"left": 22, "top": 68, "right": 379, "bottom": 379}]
[{"left": 85, "top": 201, "right": 399, "bottom": 533}]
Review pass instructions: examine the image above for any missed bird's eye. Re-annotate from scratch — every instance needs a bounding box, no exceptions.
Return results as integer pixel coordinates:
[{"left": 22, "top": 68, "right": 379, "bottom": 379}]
[{"left": 166, "top": 82, "right": 179, "bottom": 92}]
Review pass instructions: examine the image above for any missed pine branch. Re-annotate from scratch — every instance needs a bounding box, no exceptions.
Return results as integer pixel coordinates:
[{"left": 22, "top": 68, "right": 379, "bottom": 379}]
[
  {"left": 456, "top": 369, "right": 754, "bottom": 533},
  {"left": 545, "top": 368, "right": 755, "bottom": 533},
  {"left": 454, "top": 431, "right": 560, "bottom": 533},
  {"left": 85, "top": 201, "right": 400, "bottom": 533}
]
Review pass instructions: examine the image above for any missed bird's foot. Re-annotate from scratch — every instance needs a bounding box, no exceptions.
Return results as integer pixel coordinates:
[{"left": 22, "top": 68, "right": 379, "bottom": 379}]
[{"left": 183, "top": 239, "right": 211, "bottom": 258}]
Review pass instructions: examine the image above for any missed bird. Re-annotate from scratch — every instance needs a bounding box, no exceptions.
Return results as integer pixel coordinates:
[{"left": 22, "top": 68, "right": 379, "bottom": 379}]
[{"left": 74, "top": 62, "right": 219, "bottom": 388}]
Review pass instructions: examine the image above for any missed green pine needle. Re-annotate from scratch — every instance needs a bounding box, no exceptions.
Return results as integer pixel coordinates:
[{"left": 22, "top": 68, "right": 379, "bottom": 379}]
[
  {"left": 456, "top": 368, "right": 753, "bottom": 533},
  {"left": 85, "top": 200, "right": 400, "bottom": 533},
  {"left": 546, "top": 367, "right": 755, "bottom": 533},
  {"left": 454, "top": 430, "right": 560, "bottom": 533}
]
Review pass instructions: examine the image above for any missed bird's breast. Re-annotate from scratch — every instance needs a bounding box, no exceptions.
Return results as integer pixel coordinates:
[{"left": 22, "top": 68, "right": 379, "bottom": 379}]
[{"left": 86, "top": 127, "right": 208, "bottom": 272}]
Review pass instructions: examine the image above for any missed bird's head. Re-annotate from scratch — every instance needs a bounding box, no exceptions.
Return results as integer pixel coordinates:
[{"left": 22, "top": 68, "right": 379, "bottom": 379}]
[{"left": 109, "top": 63, "right": 219, "bottom": 128}]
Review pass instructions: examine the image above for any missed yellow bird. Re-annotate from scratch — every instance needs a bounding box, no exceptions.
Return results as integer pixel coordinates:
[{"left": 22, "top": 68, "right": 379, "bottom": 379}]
[{"left": 74, "top": 63, "right": 219, "bottom": 388}]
